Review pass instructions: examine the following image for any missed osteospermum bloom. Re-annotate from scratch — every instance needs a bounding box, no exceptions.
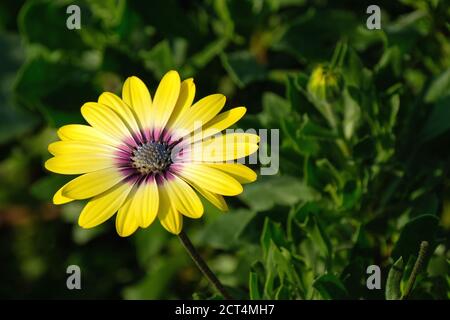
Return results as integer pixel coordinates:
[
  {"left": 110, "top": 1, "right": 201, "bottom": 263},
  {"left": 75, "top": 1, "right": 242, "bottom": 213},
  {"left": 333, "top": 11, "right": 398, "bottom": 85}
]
[{"left": 45, "top": 71, "right": 259, "bottom": 236}]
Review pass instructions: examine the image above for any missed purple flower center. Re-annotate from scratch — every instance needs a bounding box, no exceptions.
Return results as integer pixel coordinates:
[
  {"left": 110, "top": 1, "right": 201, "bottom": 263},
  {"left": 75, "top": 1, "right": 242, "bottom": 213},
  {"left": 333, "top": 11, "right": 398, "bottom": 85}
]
[{"left": 131, "top": 141, "right": 173, "bottom": 175}]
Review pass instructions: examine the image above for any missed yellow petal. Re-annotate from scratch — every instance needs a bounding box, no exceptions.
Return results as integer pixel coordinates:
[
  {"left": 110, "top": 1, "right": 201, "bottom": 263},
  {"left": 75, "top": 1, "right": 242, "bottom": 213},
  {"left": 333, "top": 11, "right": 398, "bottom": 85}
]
[
  {"left": 98, "top": 92, "right": 142, "bottom": 138},
  {"left": 61, "top": 167, "right": 125, "bottom": 200},
  {"left": 206, "top": 163, "right": 257, "bottom": 184},
  {"left": 78, "top": 182, "right": 133, "bottom": 229},
  {"left": 177, "top": 164, "right": 243, "bottom": 196},
  {"left": 194, "top": 143, "right": 258, "bottom": 162},
  {"left": 188, "top": 133, "right": 259, "bottom": 162},
  {"left": 45, "top": 155, "right": 114, "bottom": 175},
  {"left": 186, "top": 107, "right": 246, "bottom": 144},
  {"left": 48, "top": 141, "right": 118, "bottom": 156},
  {"left": 116, "top": 190, "right": 139, "bottom": 237},
  {"left": 122, "top": 76, "right": 153, "bottom": 130},
  {"left": 81, "top": 102, "right": 133, "bottom": 143},
  {"left": 157, "top": 181, "right": 183, "bottom": 234},
  {"left": 152, "top": 70, "right": 181, "bottom": 130},
  {"left": 174, "top": 94, "right": 226, "bottom": 137},
  {"left": 166, "top": 78, "right": 195, "bottom": 129},
  {"left": 129, "top": 178, "right": 159, "bottom": 228},
  {"left": 190, "top": 182, "right": 228, "bottom": 211},
  {"left": 165, "top": 174, "right": 203, "bottom": 218},
  {"left": 53, "top": 183, "right": 75, "bottom": 205},
  {"left": 57, "top": 124, "right": 120, "bottom": 147}
]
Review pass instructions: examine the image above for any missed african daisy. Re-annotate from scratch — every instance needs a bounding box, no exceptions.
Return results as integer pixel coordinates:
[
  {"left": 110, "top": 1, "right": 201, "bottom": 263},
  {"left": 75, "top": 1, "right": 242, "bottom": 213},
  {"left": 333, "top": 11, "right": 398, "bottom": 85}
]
[{"left": 45, "top": 70, "right": 259, "bottom": 236}]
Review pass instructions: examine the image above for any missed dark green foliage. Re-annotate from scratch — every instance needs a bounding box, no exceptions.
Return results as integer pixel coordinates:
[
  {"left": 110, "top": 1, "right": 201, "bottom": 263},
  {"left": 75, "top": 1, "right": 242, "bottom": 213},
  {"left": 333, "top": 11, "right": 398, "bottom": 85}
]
[{"left": 0, "top": 0, "right": 449, "bottom": 299}]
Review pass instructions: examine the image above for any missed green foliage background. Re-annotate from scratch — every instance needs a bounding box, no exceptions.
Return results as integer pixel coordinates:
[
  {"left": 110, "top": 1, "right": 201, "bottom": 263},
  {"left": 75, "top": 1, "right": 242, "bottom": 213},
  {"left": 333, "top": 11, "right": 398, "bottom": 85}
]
[{"left": 0, "top": 0, "right": 449, "bottom": 299}]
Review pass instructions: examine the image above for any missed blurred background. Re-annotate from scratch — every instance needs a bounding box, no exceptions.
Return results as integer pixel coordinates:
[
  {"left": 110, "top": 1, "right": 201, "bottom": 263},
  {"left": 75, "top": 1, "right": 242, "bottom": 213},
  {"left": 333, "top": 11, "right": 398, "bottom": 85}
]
[{"left": 0, "top": 0, "right": 449, "bottom": 299}]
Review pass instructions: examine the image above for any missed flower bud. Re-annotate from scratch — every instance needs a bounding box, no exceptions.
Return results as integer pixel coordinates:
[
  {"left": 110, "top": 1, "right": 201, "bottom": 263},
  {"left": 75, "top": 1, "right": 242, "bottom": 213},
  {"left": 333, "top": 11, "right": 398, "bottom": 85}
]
[{"left": 307, "top": 65, "right": 341, "bottom": 101}]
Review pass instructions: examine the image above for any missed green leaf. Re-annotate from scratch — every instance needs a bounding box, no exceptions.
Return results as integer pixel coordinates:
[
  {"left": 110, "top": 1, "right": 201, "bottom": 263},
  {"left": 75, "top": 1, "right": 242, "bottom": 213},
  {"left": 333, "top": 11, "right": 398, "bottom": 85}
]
[
  {"left": 287, "top": 73, "right": 314, "bottom": 116},
  {"left": 134, "top": 223, "right": 170, "bottom": 268},
  {"left": 343, "top": 89, "right": 361, "bottom": 140},
  {"left": 298, "top": 115, "right": 337, "bottom": 140},
  {"left": 353, "top": 136, "right": 376, "bottom": 160},
  {"left": 239, "top": 175, "right": 321, "bottom": 212},
  {"left": 0, "top": 33, "right": 38, "bottom": 144},
  {"left": 391, "top": 214, "right": 439, "bottom": 260},
  {"left": 197, "top": 209, "right": 256, "bottom": 250},
  {"left": 313, "top": 274, "right": 348, "bottom": 299},
  {"left": 386, "top": 257, "right": 404, "bottom": 300},
  {"left": 341, "top": 47, "right": 366, "bottom": 89},
  {"left": 183, "top": 38, "right": 229, "bottom": 76},
  {"left": 425, "top": 68, "right": 450, "bottom": 103},
  {"left": 385, "top": 10, "right": 426, "bottom": 55},
  {"left": 274, "top": 10, "right": 359, "bottom": 62},
  {"left": 258, "top": 92, "right": 290, "bottom": 127},
  {"left": 221, "top": 51, "right": 267, "bottom": 87},
  {"left": 420, "top": 97, "right": 450, "bottom": 143},
  {"left": 0, "top": 102, "right": 38, "bottom": 145},
  {"left": 72, "top": 225, "right": 106, "bottom": 245},
  {"left": 281, "top": 116, "right": 322, "bottom": 156},
  {"left": 122, "top": 256, "right": 187, "bottom": 299},
  {"left": 316, "top": 158, "right": 344, "bottom": 188},
  {"left": 249, "top": 271, "right": 262, "bottom": 300},
  {"left": 30, "top": 175, "right": 68, "bottom": 201},
  {"left": 261, "top": 218, "right": 287, "bottom": 258},
  {"left": 262, "top": 241, "right": 277, "bottom": 298},
  {"left": 340, "top": 257, "right": 367, "bottom": 299},
  {"left": 18, "top": 0, "right": 84, "bottom": 51},
  {"left": 213, "top": 0, "right": 234, "bottom": 37},
  {"left": 130, "top": 0, "right": 198, "bottom": 39},
  {"left": 87, "top": 0, "right": 127, "bottom": 29},
  {"left": 388, "top": 93, "right": 400, "bottom": 130},
  {"left": 274, "top": 284, "right": 290, "bottom": 299},
  {"left": 14, "top": 56, "right": 94, "bottom": 127},
  {"left": 291, "top": 201, "right": 320, "bottom": 225},
  {"left": 349, "top": 225, "right": 373, "bottom": 259},
  {"left": 306, "top": 215, "right": 333, "bottom": 268},
  {"left": 140, "top": 41, "right": 176, "bottom": 79},
  {"left": 263, "top": 241, "right": 302, "bottom": 299}
]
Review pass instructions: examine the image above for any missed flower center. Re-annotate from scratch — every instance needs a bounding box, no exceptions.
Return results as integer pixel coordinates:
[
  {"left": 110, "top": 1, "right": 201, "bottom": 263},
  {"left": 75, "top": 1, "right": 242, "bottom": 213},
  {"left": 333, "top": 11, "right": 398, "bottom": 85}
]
[{"left": 131, "top": 141, "right": 173, "bottom": 175}]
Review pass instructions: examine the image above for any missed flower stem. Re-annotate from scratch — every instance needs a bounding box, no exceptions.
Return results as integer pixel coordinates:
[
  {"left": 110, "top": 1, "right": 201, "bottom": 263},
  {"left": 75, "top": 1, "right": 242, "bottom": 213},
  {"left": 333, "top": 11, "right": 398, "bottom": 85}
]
[
  {"left": 178, "top": 230, "right": 233, "bottom": 299},
  {"left": 401, "top": 241, "right": 429, "bottom": 300}
]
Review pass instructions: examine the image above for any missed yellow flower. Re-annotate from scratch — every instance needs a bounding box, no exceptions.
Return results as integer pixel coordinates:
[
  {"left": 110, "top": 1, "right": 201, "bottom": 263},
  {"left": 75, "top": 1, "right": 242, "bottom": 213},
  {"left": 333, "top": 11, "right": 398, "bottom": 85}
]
[
  {"left": 45, "top": 71, "right": 259, "bottom": 236},
  {"left": 307, "top": 65, "right": 341, "bottom": 101}
]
